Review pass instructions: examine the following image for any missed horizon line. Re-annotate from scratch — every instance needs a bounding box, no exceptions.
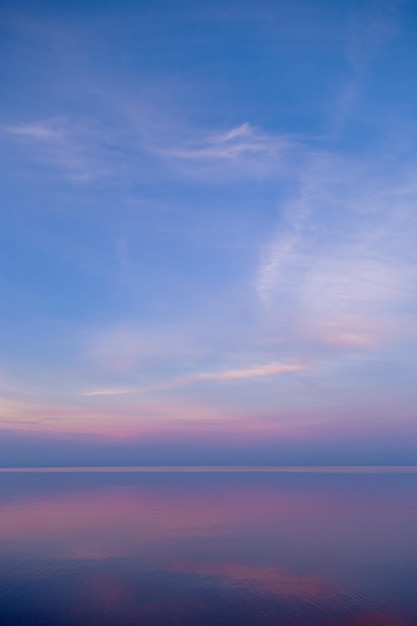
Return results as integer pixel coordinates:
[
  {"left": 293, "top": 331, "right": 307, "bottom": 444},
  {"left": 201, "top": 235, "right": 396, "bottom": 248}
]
[{"left": 1, "top": 466, "right": 417, "bottom": 473}]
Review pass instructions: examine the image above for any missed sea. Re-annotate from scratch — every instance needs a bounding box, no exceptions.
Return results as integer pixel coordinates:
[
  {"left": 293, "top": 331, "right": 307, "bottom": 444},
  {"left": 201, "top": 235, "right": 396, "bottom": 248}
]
[{"left": 0, "top": 467, "right": 416, "bottom": 625}]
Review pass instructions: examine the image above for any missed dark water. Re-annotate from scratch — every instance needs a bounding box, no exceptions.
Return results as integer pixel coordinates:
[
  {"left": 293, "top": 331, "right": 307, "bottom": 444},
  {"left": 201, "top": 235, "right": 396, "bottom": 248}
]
[{"left": 0, "top": 469, "right": 417, "bottom": 626}]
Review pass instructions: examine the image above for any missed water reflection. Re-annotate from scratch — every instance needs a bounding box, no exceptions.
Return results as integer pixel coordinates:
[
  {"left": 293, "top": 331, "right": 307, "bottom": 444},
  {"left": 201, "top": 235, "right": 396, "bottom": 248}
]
[{"left": 0, "top": 470, "right": 416, "bottom": 625}]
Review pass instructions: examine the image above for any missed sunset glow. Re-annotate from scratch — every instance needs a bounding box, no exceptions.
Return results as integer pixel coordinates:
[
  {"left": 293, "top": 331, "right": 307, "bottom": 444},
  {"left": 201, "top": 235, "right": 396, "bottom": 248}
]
[{"left": 1, "top": 0, "right": 417, "bottom": 466}]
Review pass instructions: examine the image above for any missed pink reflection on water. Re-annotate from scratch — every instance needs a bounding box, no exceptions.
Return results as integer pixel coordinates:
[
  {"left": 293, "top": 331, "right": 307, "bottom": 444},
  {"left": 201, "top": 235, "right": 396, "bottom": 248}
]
[
  {"left": 1, "top": 476, "right": 417, "bottom": 565},
  {"left": 169, "top": 559, "right": 333, "bottom": 598},
  {"left": 0, "top": 472, "right": 416, "bottom": 625}
]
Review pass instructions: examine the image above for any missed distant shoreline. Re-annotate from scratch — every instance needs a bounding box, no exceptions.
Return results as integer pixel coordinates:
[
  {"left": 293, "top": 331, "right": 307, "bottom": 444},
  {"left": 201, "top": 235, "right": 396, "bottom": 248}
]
[{"left": 1, "top": 466, "right": 417, "bottom": 473}]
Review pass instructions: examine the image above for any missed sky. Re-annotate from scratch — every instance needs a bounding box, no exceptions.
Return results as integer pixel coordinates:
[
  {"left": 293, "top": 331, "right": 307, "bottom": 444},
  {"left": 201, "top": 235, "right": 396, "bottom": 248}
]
[{"left": 1, "top": 0, "right": 417, "bottom": 466}]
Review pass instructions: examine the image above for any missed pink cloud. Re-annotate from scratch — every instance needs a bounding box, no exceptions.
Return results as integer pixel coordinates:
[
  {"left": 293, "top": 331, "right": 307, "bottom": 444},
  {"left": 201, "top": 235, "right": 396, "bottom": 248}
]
[{"left": 82, "top": 361, "right": 307, "bottom": 397}]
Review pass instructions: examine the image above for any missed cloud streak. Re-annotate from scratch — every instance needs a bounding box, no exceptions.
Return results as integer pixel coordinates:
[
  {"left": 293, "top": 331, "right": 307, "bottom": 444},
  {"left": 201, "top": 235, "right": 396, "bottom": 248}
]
[
  {"left": 82, "top": 362, "right": 306, "bottom": 397},
  {"left": 1, "top": 117, "right": 105, "bottom": 182},
  {"left": 193, "top": 362, "right": 305, "bottom": 382},
  {"left": 2, "top": 113, "right": 298, "bottom": 185},
  {"left": 256, "top": 152, "right": 417, "bottom": 352},
  {"left": 154, "top": 122, "right": 294, "bottom": 181}
]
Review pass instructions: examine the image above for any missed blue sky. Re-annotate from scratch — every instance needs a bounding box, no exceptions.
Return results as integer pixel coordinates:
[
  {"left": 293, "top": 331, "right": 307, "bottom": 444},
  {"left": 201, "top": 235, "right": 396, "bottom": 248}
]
[{"left": 1, "top": 0, "right": 417, "bottom": 465}]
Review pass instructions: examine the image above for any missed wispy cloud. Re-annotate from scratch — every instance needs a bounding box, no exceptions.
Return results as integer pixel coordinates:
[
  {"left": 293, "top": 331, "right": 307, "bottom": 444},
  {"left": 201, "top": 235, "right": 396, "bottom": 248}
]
[
  {"left": 82, "top": 361, "right": 306, "bottom": 397},
  {"left": 256, "top": 151, "right": 417, "bottom": 352},
  {"left": 155, "top": 122, "right": 293, "bottom": 180},
  {"left": 193, "top": 362, "right": 305, "bottom": 382},
  {"left": 82, "top": 388, "right": 147, "bottom": 397},
  {"left": 2, "top": 113, "right": 298, "bottom": 185},
  {"left": 3, "top": 122, "right": 64, "bottom": 141},
  {"left": 1, "top": 117, "right": 108, "bottom": 182},
  {"left": 327, "top": 0, "right": 402, "bottom": 139},
  {"left": 0, "top": 391, "right": 231, "bottom": 436}
]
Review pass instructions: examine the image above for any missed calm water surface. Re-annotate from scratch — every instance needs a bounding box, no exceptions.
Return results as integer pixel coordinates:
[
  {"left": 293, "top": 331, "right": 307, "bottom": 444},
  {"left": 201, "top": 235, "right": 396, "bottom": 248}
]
[{"left": 0, "top": 469, "right": 416, "bottom": 625}]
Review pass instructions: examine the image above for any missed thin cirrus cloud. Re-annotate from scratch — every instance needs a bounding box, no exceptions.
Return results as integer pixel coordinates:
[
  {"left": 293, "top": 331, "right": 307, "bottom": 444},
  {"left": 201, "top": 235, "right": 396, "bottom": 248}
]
[
  {"left": 0, "top": 117, "right": 105, "bottom": 182},
  {"left": 193, "top": 362, "right": 305, "bottom": 382},
  {"left": 154, "top": 122, "right": 295, "bottom": 181},
  {"left": 0, "top": 394, "right": 218, "bottom": 435},
  {"left": 2, "top": 115, "right": 296, "bottom": 185},
  {"left": 3, "top": 122, "right": 64, "bottom": 141},
  {"left": 82, "top": 362, "right": 306, "bottom": 397},
  {"left": 256, "top": 152, "right": 417, "bottom": 351}
]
